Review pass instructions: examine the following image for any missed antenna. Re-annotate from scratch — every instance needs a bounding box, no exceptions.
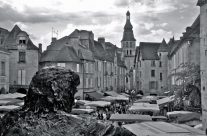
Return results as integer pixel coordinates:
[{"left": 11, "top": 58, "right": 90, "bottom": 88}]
[
  {"left": 128, "top": 0, "right": 130, "bottom": 9},
  {"left": 52, "top": 27, "right": 59, "bottom": 38}
]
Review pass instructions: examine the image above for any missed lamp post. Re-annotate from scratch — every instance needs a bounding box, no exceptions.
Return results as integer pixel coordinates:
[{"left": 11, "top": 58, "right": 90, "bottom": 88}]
[{"left": 82, "top": 60, "right": 85, "bottom": 100}]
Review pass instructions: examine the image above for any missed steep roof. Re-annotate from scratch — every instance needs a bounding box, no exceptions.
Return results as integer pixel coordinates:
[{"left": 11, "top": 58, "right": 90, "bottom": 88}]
[
  {"left": 3, "top": 25, "right": 38, "bottom": 50},
  {"left": 0, "top": 47, "right": 10, "bottom": 53},
  {"left": 91, "top": 41, "right": 107, "bottom": 61},
  {"left": 41, "top": 29, "right": 94, "bottom": 63},
  {"left": 139, "top": 42, "right": 161, "bottom": 60},
  {"left": 117, "top": 53, "right": 126, "bottom": 68},
  {"left": 157, "top": 39, "right": 169, "bottom": 52},
  {"left": 197, "top": 0, "right": 207, "bottom": 6},
  {"left": 121, "top": 11, "right": 136, "bottom": 41},
  {"left": 56, "top": 46, "right": 81, "bottom": 63},
  {"left": 168, "top": 15, "right": 200, "bottom": 58},
  {"left": 105, "top": 42, "right": 118, "bottom": 62}
]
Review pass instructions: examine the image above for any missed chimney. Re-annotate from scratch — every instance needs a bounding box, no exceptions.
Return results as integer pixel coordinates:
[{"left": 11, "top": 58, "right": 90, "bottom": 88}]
[
  {"left": 38, "top": 43, "right": 42, "bottom": 53},
  {"left": 51, "top": 37, "right": 57, "bottom": 44},
  {"left": 186, "top": 27, "right": 192, "bottom": 32},
  {"left": 98, "top": 37, "right": 105, "bottom": 49}
]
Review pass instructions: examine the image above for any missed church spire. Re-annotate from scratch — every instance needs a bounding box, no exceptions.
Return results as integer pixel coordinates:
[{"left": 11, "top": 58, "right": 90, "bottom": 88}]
[{"left": 122, "top": 11, "right": 136, "bottom": 41}]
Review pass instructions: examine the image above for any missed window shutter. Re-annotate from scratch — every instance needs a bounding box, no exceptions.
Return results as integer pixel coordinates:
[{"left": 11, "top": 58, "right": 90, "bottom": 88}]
[
  {"left": 22, "top": 70, "right": 26, "bottom": 85},
  {"left": 18, "top": 70, "right": 21, "bottom": 85}
]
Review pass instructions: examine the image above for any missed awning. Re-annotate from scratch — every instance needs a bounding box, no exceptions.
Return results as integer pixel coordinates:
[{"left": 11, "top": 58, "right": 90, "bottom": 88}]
[
  {"left": 123, "top": 122, "right": 206, "bottom": 136},
  {"left": 120, "top": 93, "right": 130, "bottom": 97},
  {"left": 71, "top": 108, "right": 94, "bottom": 114},
  {"left": 85, "top": 101, "right": 111, "bottom": 107},
  {"left": 104, "top": 91, "right": 119, "bottom": 97},
  {"left": 157, "top": 95, "right": 175, "bottom": 106},
  {"left": 167, "top": 111, "right": 194, "bottom": 118},
  {"left": 128, "top": 103, "right": 160, "bottom": 112},
  {"left": 109, "top": 114, "right": 152, "bottom": 122},
  {"left": 85, "top": 91, "right": 104, "bottom": 100},
  {"left": 101, "top": 95, "right": 129, "bottom": 101},
  {"left": 177, "top": 112, "right": 201, "bottom": 123}
]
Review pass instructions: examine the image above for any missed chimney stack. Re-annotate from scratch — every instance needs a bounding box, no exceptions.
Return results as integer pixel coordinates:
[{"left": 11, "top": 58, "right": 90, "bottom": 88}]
[
  {"left": 98, "top": 37, "right": 105, "bottom": 49},
  {"left": 51, "top": 37, "right": 57, "bottom": 44},
  {"left": 38, "top": 43, "right": 42, "bottom": 53}
]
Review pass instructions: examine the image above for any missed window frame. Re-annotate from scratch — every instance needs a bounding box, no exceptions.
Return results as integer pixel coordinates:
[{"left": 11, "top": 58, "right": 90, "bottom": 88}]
[{"left": 19, "top": 51, "right": 26, "bottom": 63}]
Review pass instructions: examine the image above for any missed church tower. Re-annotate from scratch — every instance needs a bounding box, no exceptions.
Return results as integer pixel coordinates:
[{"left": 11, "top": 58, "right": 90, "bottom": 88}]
[
  {"left": 121, "top": 11, "right": 136, "bottom": 70},
  {"left": 121, "top": 11, "right": 136, "bottom": 90}
]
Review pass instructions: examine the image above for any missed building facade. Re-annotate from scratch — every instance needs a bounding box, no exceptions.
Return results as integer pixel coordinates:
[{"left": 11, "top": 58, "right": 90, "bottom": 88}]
[
  {"left": 197, "top": 0, "right": 207, "bottom": 130},
  {"left": 40, "top": 29, "right": 126, "bottom": 99},
  {"left": 168, "top": 17, "right": 200, "bottom": 86},
  {"left": 121, "top": 11, "right": 136, "bottom": 90},
  {"left": 134, "top": 40, "right": 169, "bottom": 95},
  {"left": 0, "top": 48, "right": 10, "bottom": 93},
  {"left": 1, "top": 25, "right": 40, "bottom": 93},
  {"left": 0, "top": 27, "right": 9, "bottom": 46}
]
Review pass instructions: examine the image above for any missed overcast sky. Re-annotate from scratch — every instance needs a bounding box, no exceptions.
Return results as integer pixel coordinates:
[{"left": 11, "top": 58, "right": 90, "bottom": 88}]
[{"left": 0, "top": 0, "right": 199, "bottom": 50}]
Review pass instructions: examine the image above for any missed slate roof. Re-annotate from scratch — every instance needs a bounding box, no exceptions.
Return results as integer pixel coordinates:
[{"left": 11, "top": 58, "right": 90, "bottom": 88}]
[
  {"left": 40, "top": 29, "right": 94, "bottom": 63},
  {"left": 157, "top": 39, "right": 169, "bottom": 52},
  {"left": 40, "top": 46, "right": 81, "bottom": 63},
  {"left": 117, "top": 53, "right": 126, "bottom": 68},
  {"left": 3, "top": 25, "right": 38, "bottom": 50},
  {"left": 168, "top": 15, "right": 200, "bottom": 57},
  {"left": 91, "top": 41, "right": 107, "bottom": 61},
  {"left": 197, "top": 0, "right": 207, "bottom": 6},
  {"left": 0, "top": 47, "right": 10, "bottom": 53},
  {"left": 105, "top": 42, "right": 117, "bottom": 62},
  {"left": 139, "top": 42, "right": 161, "bottom": 60},
  {"left": 122, "top": 11, "right": 136, "bottom": 41}
]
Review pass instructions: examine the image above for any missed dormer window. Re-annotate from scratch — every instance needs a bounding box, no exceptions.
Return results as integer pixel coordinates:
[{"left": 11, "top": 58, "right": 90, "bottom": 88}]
[
  {"left": 19, "top": 36, "right": 27, "bottom": 45},
  {"left": 19, "top": 40, "right": 26, "bottom": 44}
]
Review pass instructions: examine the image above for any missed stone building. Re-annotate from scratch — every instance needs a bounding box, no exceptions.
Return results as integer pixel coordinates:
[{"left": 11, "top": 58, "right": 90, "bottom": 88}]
[
  {"left": 121, "top": 11, "right": 136, "bottom": 90},
  {"left": 40, "top": 29, "right": 126, "bottom": 99},
  {"left": 134, "top": 40, "right": 169, "bottom": 95},
  {"left": 168, "top": 16, "right": 200, "bottom": 86},
  {"left": 0, "top": 27, "right": 9, "bottom": 46},
  {"left": 40, "top": 29, "right": 95, "bottom": 99},
  {"left": 0, "top": 48, "right": 10, "bottom": 93},
  {"left": 197, "top": 0, "right": 207, "bottom": 130},
  {"left": 1, "top": 25, "right": 40, "bottom": 93}
]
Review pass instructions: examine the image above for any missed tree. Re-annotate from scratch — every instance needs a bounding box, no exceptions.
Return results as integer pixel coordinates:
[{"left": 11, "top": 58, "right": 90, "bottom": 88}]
[{"left": 169, "top": 63, "right": 201, "bottom": 112}]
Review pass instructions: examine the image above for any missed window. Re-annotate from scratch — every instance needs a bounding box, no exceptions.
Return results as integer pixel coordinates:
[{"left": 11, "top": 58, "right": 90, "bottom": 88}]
[
  {"left": 130, "top": 42, "right": 132, "bottom": 48},
  {"left": 57, "top": 63, "right": 65, "bottom": 68},
  {"left": 139, "top": 61, "right": 141, "bottom": 67},
  {"left": 19, "top": 51, "right": 26, "bottom": 63},
  {"left": 127, "top": 50, "right": 128, "bottom": 55},
  {"left": 151, "top": 60, "right": 156, "bottom": 67},
  {"left": 85, "top": 62, "right": 88, "bottom": 73},
  {"left": 77, "top": 64, "right": 80, "bottom": 72},
  {"left": 159, "top": 61, "right": 162, "bottom": 67},
  {"left": 126, "top": 42, "right": 128, "bottom": 47},
  {"left": 151, "top": 70, "right": 155, "bottom": 77},
  {"left": 205, "top": 50, "right": 207, "bottom": 56},
  {"left": 130, "top": 50, "right": 132, "bottom": 55},
  {"left": 149, "top": 81, "right": 158, "bottom": 89},
  {"left": 159, "top": 53, "right": 161, "bottom": 57},
  {"left": 18, "top": 69, "right": 26, "bottom": 85},
  {"left": 19, "top": 40, "right": 26, "bottom": 44},
  {"left": 85, "top": 78, "right": 88, "bottom": 88},
  {"left": 1, "top": 62, "right": 5, "bottom": 76},
  {"left": 160, "top": 73, "right": 163, "bottom": 81}
]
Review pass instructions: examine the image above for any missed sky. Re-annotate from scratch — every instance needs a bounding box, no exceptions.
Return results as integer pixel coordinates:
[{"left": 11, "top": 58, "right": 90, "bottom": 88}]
[{"left": 0, "top": 0, "right": 199, "bottom": 51}]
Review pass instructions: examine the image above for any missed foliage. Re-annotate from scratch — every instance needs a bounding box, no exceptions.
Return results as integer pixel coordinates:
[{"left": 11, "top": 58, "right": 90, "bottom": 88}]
[{"left": 169, "top": 63, "right": 201, "bottom": 111}]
